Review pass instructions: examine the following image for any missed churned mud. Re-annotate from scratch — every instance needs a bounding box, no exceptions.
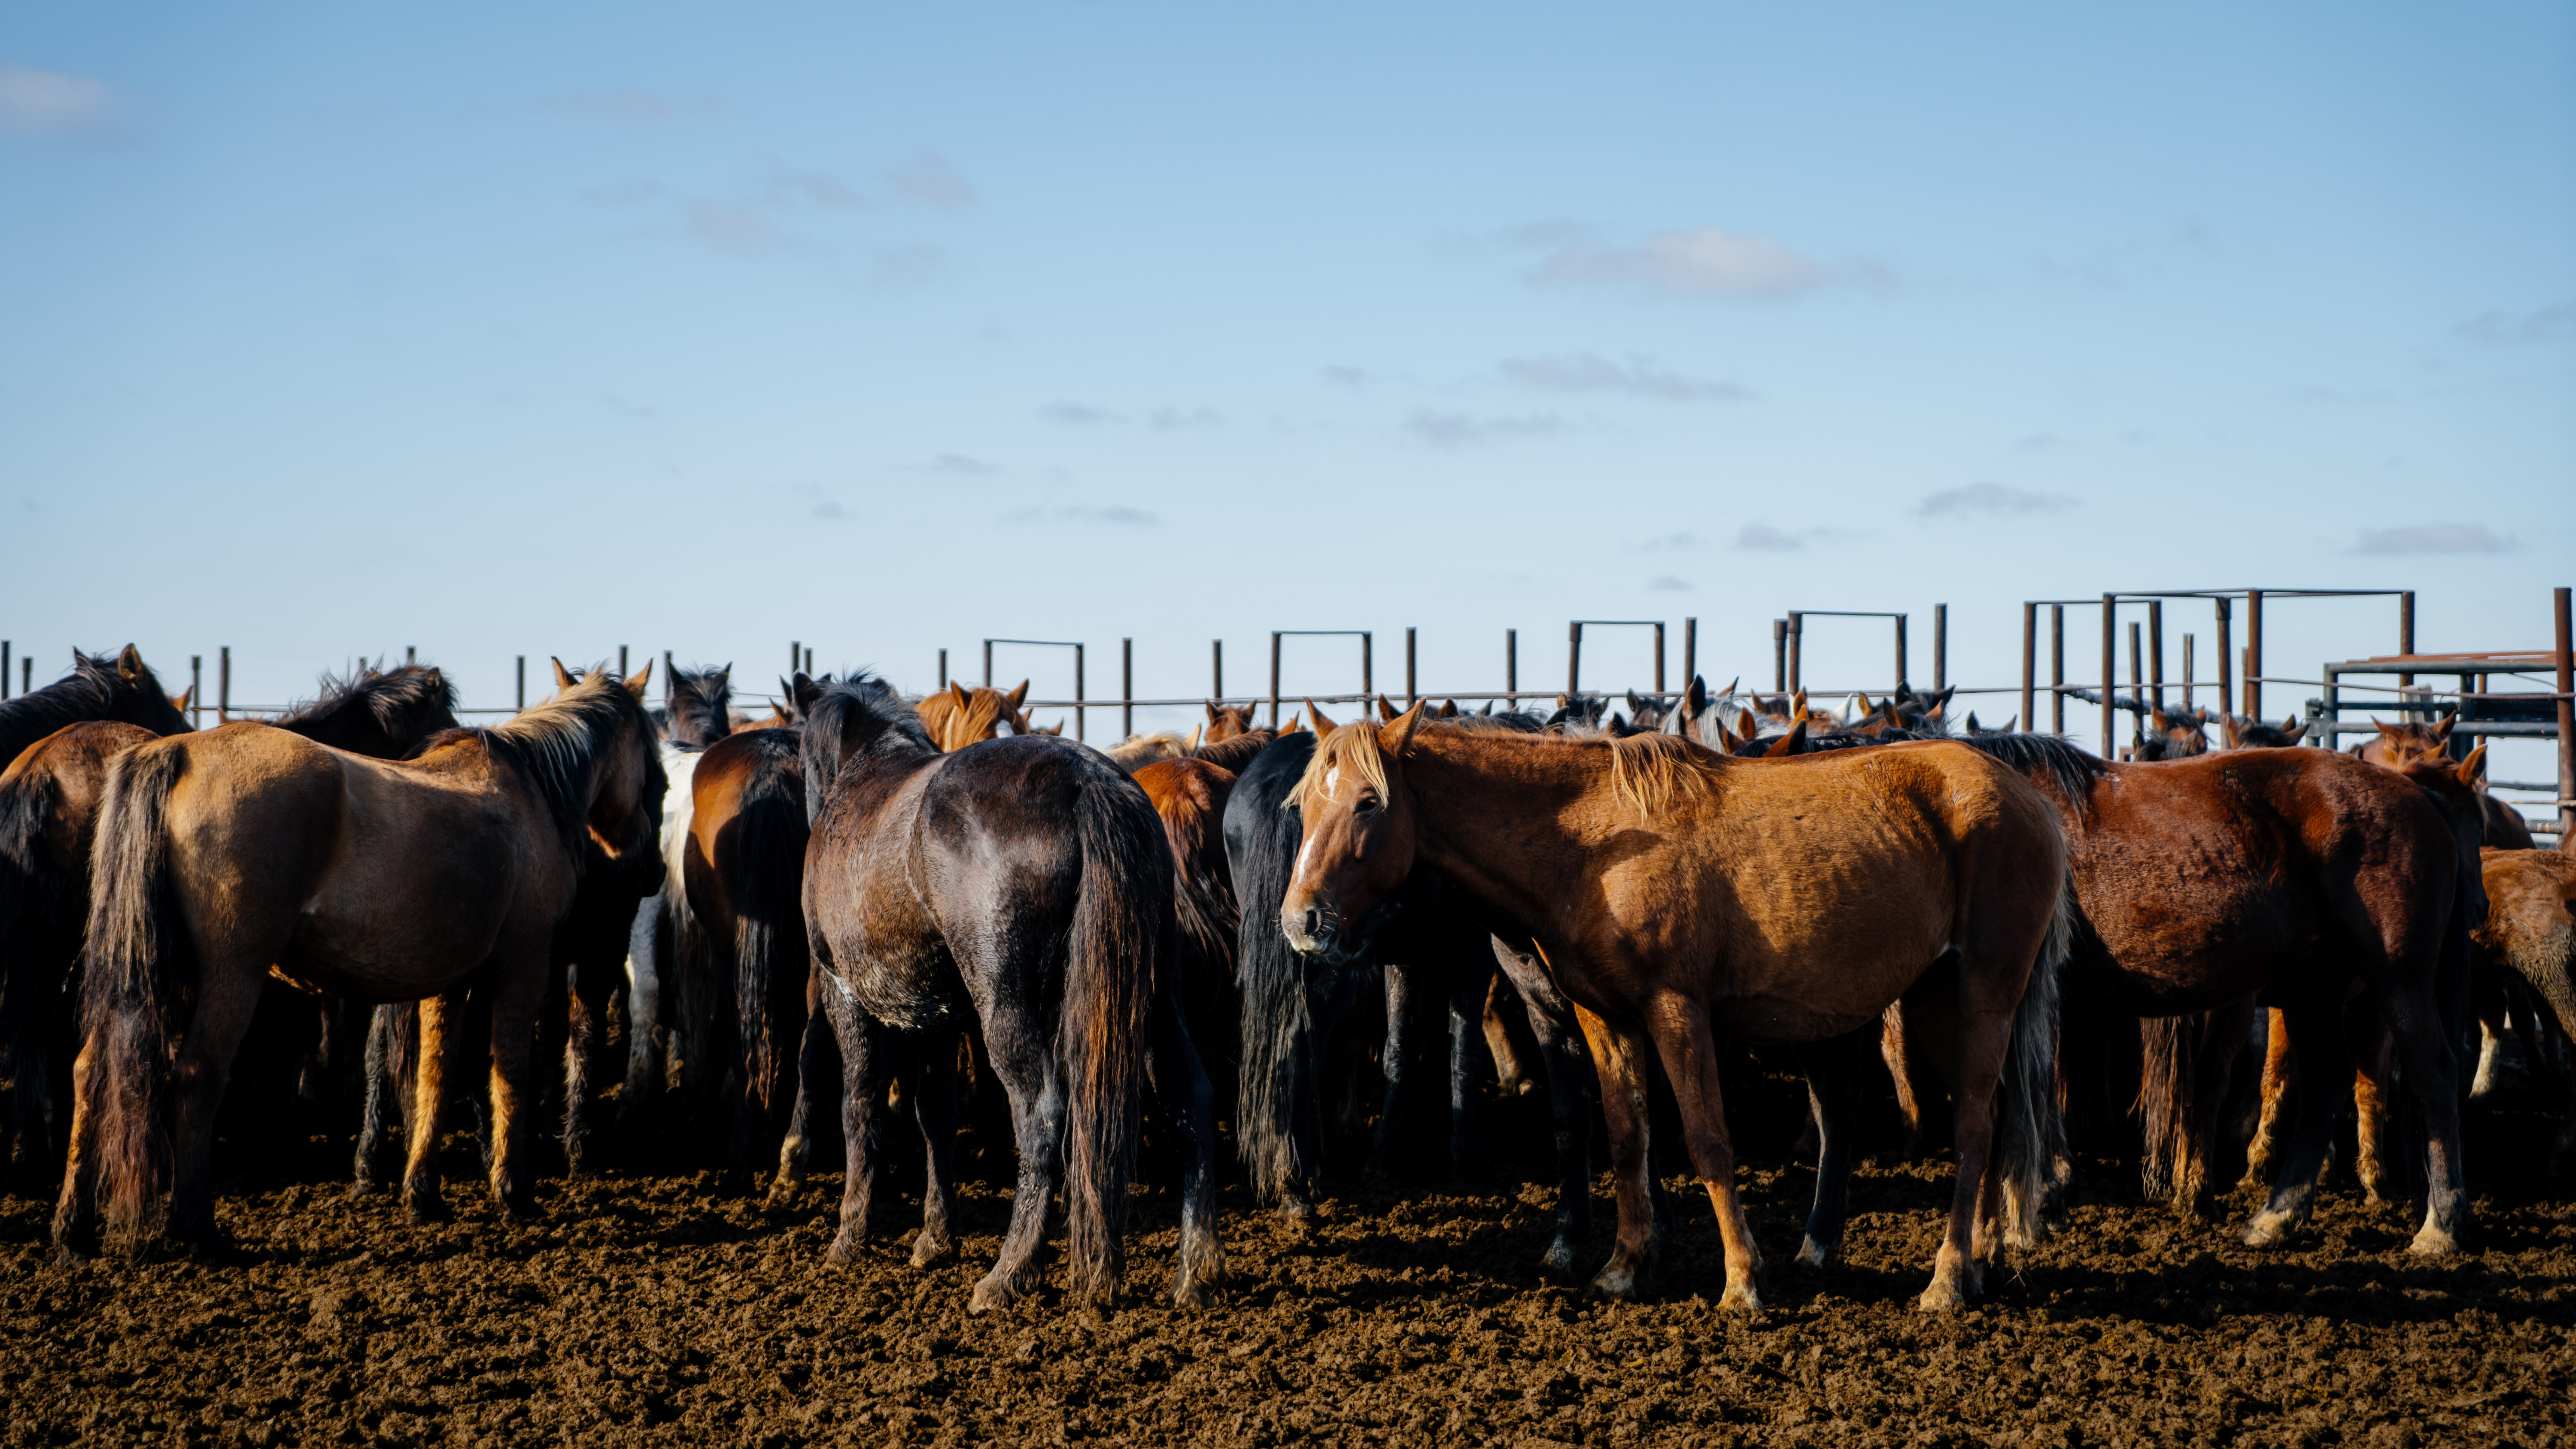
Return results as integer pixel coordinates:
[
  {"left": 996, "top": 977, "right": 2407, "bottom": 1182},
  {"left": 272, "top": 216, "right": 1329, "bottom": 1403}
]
[{"left": 2, "top": 1082, "right": 2570, "bottom": 1447}]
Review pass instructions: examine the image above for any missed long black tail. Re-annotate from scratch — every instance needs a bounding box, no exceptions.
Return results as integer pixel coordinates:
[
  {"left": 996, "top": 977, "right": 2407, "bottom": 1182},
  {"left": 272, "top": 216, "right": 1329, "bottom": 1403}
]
[
  {"left": 0, "top": 768, "right": 69, "bottom": 1160},
  {"left": 724, "top": 760, "right": 811, "bottom": 1140},
  {"left": 1995, "top": 875, "right": 2075, "bottom": 1248},
  {"left": 1226, "top": 734, "right": 1317, "bottom": 1205},
  {"left": 65, "top": 742, "right": 191, "bottom": 1249},
  {"left": 1060, "top": 780, "right": 1166, "bottom": 1305}
]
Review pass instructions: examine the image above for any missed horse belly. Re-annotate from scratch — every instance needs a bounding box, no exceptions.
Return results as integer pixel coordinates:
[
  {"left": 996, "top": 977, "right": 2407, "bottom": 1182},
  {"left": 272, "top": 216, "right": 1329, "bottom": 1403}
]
[
  {"left": 282, "top": 849, "right": 522, "bottom": 1000},
  {"left": 1707, "top": 849, "right": 1956, "bottom": 1043}
]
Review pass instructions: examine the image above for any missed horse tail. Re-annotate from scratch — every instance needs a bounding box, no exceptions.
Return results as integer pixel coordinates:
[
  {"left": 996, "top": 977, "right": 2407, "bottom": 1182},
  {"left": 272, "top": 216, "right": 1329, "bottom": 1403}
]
[
  {"left": 2134, "top": 1013, "right": 2193, "bottom": 1208},
  {"left": 75, "top": 741, "right": 191, "bottom": 1247},
  {"left": 0, "top": 768, "right": 67, "bottom": 1145},
  {"left": 1995, "top": 873, "right": 2074, "bottom": 1249},
  {"left": 727, "top": 763, "right": 810, "bottom": 1122},
  {"left": 1229, "top": 767, "right": 1314, "bottom": 1206},
  {"left": 1060, "top": 779, "right": 1164, "bottom": 1305}
]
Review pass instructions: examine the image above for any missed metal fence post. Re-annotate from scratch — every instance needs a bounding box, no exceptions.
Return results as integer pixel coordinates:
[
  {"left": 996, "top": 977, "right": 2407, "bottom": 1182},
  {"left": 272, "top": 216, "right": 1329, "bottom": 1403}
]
[
  {"left": 1268, "top": 632, "right": 1282, "bottom": 727},
  {"left": 2182, "top": 636, "right": 2195, "bottom": 715},
  {"left": 2099, "top": 596, "right": 2115, "bottom": 757},
  {"left": 2554, "top": 586, "right": 2573, "bottom": 843},
  {"left": 617, "top": 645, "right": 626, "bottom": 680},
  {"left": 0, "top": 640, "right": 9, "bottom": 700},
  {"left": 1361, "top": 633, "right": 1373, "bottom": 700},
  {"left": 1653, "top": 621, "right": 1666, "bottom": 694},
  {"left": 2050, "top": 604, "right": 2066, "bottom": 734},
  {"left": 516, "top": 655, "right": 526, "bottom": 711},
  {"left": 1682, "top": 617, "right": 1697, "bottom": 688},
  {"left": 1786, "top": 613, "right": 1802, "bottom": 694},
  {"left": 2246, "top": 589, "right": 2265, "bottom": 722},
  {"left": 2147, "top": 601, "right": 2164, "bottom": 711},
  {"left": 938, "top": 648, "right": 948, "bottom": 688},
  {"left": 1405, "top": 627, "right": 1417, "bottom": 707},
  {"left": 1772, "top": 620, "right": 1786, "bottom": 693},
  {"left": 2398, "top": 590, "right": 2415, "bottom": 698},
  {"left": 1212, "top": 639, "right": 1223, "bottom": 701},
  {"left": 2215, "top": 597, "right": 2233, "bottom": 720},
  {"left": 1566, "top": 622, "right": 1582, "bottom": 697},
  {"left": 1933, "top": 604, "right": 1947, "bottom": 693},
  {"left": 2018, "top": 604, "right": 2034, "bottom": 734},
  {"left": 983, "top": 640, "right": 993, "bottom": 688},
  {"left": 1893, "top": 614, "right": 1908, "bottom": 694},
  {"left": 219, "top": 645, "right": 231, "bottom": 723},
  {"left": 1121, "top": 638, "right": 1133, "bottom": 738},
  {"left": 2128, "top": 621, "right": 2145, "bottom": 747},
  {"left": 1504, "top": 629, "right": 1517, "bottom": 701},
  {"left": 1074, "top": 643, "right": 1086, "bottom": 743},
  {"left": 792, "top": 640, "right": 801, "bottom": 676},
  {"left": 190, "top": 655, "right": 203, "bottom": 727}
]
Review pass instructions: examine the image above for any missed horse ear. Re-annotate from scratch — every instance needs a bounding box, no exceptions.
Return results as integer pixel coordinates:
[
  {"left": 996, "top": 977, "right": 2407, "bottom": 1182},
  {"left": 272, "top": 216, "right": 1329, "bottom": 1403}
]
[
  {"left": 1380, "top": 700, "right": 1429, "bottom": 756},
  {"left": 2373, "top": 719, "right": 2406, "bottom": 743},
  {"left": 948, "top": 681, "right": 973, "bottom": 707},
  {"left": 1206, "top": 701, "right": 1221, "bottom": 725},
  {"left": 2220, "top": 715, "right": 2244, "bottom": 749},
  {"left": 1005, "top": 680, "right": 1031, "bottom": 712},
  {"left": 171, "top": 685, "right": 194, "bottom": 712},
  {"left": 1765, "top": 719, "right": 1808, "bottom": 758},
  {"left": 117, "top": 644, "right": 145, "bottom": 685},
  {"left": 1376, "top": 695, "right": 1398, "bottom": 723},
  {"left": 1686, "top": 675, "right": 1708, "bottom": 717},
  {"left": 1966, "top": 710, "right": 1982, "bottom": 732},
  {"left": 1306, "top": 699, "right": 1340, "bottom": 734},
  {"left": 1790, "top": 688, "right": 1808, "bottom": 721},
  {"left": 2455, "top": 743, "right": 2488, "bottom": 790},
  {"left": 792, "top": 673, "right": 825, "bottom": 713},
  {"left": 624, "top": 658, "right": 653, "bottom": 698},
  {"left": 2153, "top": 708, "right": 2171, "bottom": 731},
  {"left": 1439, "top": 699, "right": 1459, "bottom": 718},
  {"left": 551, "top": 658, "right": 576, "bottom": 690},
  {"left": 1185, "top": 724, "right": 1203, "bottom": 750},
  {"left": 2435, "top": 712, "right": 2457, "bottom": 741},
  {"left": 2281, "top": 715, "right": 2302, "bottom": 738}
]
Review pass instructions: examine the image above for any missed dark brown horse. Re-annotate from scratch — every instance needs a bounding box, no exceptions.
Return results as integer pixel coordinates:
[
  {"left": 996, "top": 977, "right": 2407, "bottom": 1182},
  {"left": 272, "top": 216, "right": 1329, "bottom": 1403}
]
[
  {"left": 54, "top": 661, "right": 661, "bottom": 1256},
  {"left": 796, "top": 673, "right": 1219, "bottom": 1311},
  {"left": 682, "top": 725, "right": 811, "bottom": 1188},
  {"left": 1282, "top": 707, "right": 2070, "bottom": 1312},
  {"left": 1944, "top": 734, "right": 2479, "bottom": 1253},
  {"left": 0, "top": 647, "right": 192, "bottom": 772}
]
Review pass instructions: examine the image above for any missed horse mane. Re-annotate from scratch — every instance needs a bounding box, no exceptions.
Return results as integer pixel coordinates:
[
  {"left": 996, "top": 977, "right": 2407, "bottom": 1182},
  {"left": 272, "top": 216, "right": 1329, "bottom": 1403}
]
[
  {"left": 1599, "top": 731, "right": 1716, "bottom": 818},
  {"left": 1289, "top": 721, "right": 1391, "bottom": 815},
  {"left": 0, "top": 651, "right": 185, "bottom": 765},
  {"left": 1106, "top": 731, "right": 1193, "bottom": 770},
  {"left": 276, "top": 664, "right": 461, "bottom": 758},
  {"left": 1953, "top": 732, "right": 2108, "bottom": 814},
  {"left": 801, "top": 673, "right": 935, "bottom": 812},
  {"left": 914, "top": 685, "right": 1023, "bottom": 752},
  {"left": 424, "top": 667, "right": 641, "bottom": 852},
  {"left": 1294, "top": 715, "right": 1714, "bottom": 822}
]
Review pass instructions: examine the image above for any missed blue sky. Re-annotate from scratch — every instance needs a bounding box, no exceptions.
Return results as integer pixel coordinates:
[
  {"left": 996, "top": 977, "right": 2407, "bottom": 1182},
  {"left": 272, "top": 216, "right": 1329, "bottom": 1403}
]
[{"left": 3, "top": 3, "right": 2571, "bottom": 773}]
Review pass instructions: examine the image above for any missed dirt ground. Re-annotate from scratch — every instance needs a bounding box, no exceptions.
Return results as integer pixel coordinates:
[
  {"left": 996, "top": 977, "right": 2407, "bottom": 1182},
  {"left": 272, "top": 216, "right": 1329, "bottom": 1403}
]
[{"left": 3, "top": 1070, "right": 2570, "bottom": 1449}]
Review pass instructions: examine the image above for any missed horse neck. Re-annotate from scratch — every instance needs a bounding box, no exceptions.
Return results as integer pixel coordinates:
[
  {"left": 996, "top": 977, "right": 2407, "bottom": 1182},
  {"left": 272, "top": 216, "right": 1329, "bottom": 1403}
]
[{"left": 1398, "top": 731, "right": 1609, "bottom": 940}]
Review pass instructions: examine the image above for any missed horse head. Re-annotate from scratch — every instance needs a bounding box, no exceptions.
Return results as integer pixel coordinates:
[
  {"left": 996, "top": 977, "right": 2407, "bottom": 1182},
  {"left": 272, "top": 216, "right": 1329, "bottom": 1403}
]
[
  {"left": 1280, "top": 703, "right": 1430, "bottom": 963},
  {"left": 663, "top": 660, "right": 735, "bottom": 749},
  {"left": 109, "top": 645, "right": 194, "bottom": 737}
]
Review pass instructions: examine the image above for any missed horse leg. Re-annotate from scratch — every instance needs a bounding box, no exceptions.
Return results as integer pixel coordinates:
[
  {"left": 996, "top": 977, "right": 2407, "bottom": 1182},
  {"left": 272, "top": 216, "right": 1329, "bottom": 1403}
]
[
  {"left": 1482, "top": 975, "right": 1533, "bottom": 1097},
  {"left": 2348, "top": 997, "right": 2399, "bottom": 1208},
  {"left": 908, "top": 1032, "right": 961, "bottom": 1267},
  {"left": 1445, "top": 947, "right": 1494, "bottom": 1179},
  {"left": 1634, "top": 1000, "right": 1762, "bottom": 1312},
  {"left": 2181, "top": 997, "right": 2256, "bottom": 1219},
  {"left": 1920, "top": 955, "right": 2022, "bottom": 1313},
  {"left": 972, "top": 1017, "right": 1066, "bottom": 1314},
  {"left": 620, "top": 895, "right": 665, "bottom": 1126},
  {"left": 403, "top": 988, "right": 466, "bottom": 1225},
  {"left": 2377, "top": 978, "right": 2470, "bottom": 1255},
  {"left": 2243, "top": 994, "right": 2349, "bottom": 1246},
  {"left": 1570, "top": 1003, "right": 1663, "bottom": 1301},
  {"left": 2242, "top": 1009, "right": 2294, "bottom": 1188},
  {"left": 1149, "top": 984, "right": 1225, "bottom": 1308},
  {"left": 1791, "top": 1023, "right": 1871, "bottom": 1269},
  {"left": 767, "top": 964, "right": 839, "bottom": 1206},
  {"left": 485, "top": 951, "right": 549, "bottom": 1223},
  {"left": 352, "top": 1003, "right": 395, "bottom": 1194},
  {"left": 1365, "top": 961, "right": 1419, "bottom": 1179},
  {"left": 164, "top": 964, "right": 267, "bottom": 1252},
  {"left": 819, "top": 974, "right": 887, "bottom": 1266},
  {"left": 562, "top": 964, "right": 603, "bottom": 1178},
  {"left": 1880, "top": 1002, "right": 1929, "bottom": 1161},
  {"left": 1496, "top": 940, "right": 1594, "bottom": 1276}
]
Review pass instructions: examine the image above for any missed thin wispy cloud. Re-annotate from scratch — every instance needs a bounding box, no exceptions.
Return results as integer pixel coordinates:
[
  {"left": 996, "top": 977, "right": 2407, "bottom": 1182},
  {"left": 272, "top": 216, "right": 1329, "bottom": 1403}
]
[
  {"left": 1502, "top": 353, "right": 1750, "bottom": 403},
  {"left": 1917, "top": 483, "right": 2076, "bottom": 518},
  {"left": 1402, "top": 410, "right": 1564, "bottom": 447},
  {"left": 2457, "top": 303, "right": 2574, "bottom": 346},
  {"left": 0, "top": 64, "right": 113, "bottom": 137},
  {"left": 1041, "top": 402, "right": 1116, "bottom": 425},
  {"left": 542, "top": 89, "right": 727, "bottom": 126},
  {"left": 1648, "top": 575, "right": 1692, "bottom": 592},
  {"left": 583, "top": 159, "right": 968, "bottom": 262},
  {"left": 927, "top": 452, "right": 1000, "bottom": 477},
  {"left": 1148, "top": 406, "right": 1223, "bottom": 430},
  {"left": 890, "top": 151, "right": 976, "bottom": 210},
  {"left": 812, "top": 499, "right": 851, "bottom": 520},
  {"left": 2353, "top": 523, "right": 2514, "bottom": 555},
  {"left": 1002, "top": 503, "right": 1158, "bottom": 527},
  {"left": 1321, "top": 365, "right": 1372, "bottom": 389},
  {"left": 1628, "top": 531, "right": 1697, "bottom": 552},
  {"left": 1736, "top": 523, "right": 1813, "bottom": 551},
  {"left": 1519, "top": 225, "right": 1868, "bottom": 300}
]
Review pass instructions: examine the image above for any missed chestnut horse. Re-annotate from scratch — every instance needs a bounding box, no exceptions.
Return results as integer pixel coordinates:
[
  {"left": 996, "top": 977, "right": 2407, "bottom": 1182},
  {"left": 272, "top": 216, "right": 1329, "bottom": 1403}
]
[
  {"left": 1283, "top": 706, "right": 2070, "bottom": 1312},
  {"left": 2472, "top": 846, "right": 2576, "bottom": 1171},
  {"left": 0, "top": 646, "right": 192, "bottom": 772},
  {"left": 914, "top": 680, "right": 1033, "bottom": 752},
  {"left": 53, "top": 661, "right": 662, "bottom": 1257},
  {"left": 796, "top": 673, "right": 1219, "bottom": 1311},
  {"left": 1944, "top": 734, "right": 2479, "bottom": 1254}
]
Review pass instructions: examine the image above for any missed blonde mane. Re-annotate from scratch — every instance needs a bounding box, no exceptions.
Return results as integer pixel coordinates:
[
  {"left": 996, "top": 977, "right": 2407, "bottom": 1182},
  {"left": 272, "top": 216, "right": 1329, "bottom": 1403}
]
[
  {"left": 915, "top": 685, "right": 1026, "bottom": 752},
  {"left": 1288, "top": 721, "right": 1390, "bottom": 814}
]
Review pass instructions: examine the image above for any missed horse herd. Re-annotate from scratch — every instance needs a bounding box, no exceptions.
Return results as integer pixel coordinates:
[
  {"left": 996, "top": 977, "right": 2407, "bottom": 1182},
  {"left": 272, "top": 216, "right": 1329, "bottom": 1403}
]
[{"left": 1, "top": 646, "right": 2571, "bottom": 1322}]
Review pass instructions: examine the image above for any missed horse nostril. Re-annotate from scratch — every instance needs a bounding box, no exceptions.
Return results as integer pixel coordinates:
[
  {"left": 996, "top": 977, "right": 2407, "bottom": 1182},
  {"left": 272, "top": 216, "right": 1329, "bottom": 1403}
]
[{"left": 1303, "top": 908, "right": 1322, "bottom": 940}]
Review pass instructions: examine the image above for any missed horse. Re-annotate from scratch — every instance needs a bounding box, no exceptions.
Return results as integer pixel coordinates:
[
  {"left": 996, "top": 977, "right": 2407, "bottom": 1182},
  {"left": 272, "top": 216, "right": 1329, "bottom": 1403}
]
[
  {"left": 1131, "top": 757, "right": 1243, "bottom": 1127},
  {"left": 53, "top": 661, "right": 662, "bottom": 1257},
  {"left": 914, "top": 681, "right": 1033, "bottom": 752},
  {"left": 4, "top": 665, "right": 454, "bottom": 1181},
  {"left": 681, "top": 722, "right": 812, "bottom": 1190},
  {"left": 1931, "top": 733, "right": 2480, "bottom": 1253},
  {"left": 2352, "top": 714, "right": 2535, "bottom": 849},
  {"left": 2472, "top": 845, "right": 2576, "bottom": 1172},
  {"left": 2132, "top": 707, "right": 2215, "bottom": 761},
  {"left": 1282, "top": 705, "right": 2070, "bottom": 1313},
  {"left": 620, "top": 664, "right": 735, "bottom": 1130},
  {"left": 795, "top": 673, "right": 1218, "bottom": 1311},
  {"left": 0, "top": 647, "right": 193, "bottom": 772}
]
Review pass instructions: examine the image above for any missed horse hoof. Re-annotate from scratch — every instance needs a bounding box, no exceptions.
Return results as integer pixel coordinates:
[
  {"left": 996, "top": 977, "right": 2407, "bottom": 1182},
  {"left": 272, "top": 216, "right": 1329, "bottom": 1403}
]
[
  {"left": 1540, "top": 1239, "right": 1578, "bottom": 1278},
  {"left": 2240, "top": 1210, "right": 2296, "bottom": 1248},
  {"left": 1794, "top": 1236, "right": 1832, "bottom": 1270},
  {"left": 2407, "top": 1226, "right": 2459, "bottom": 1257},
  {"left": 910, "top": 1231, "right": 955, "bottom": 1268},
  {"left": 968, "top": 1275, "right": 1019, "bottom": 1315},
  {"left": 824, "top": 1231, "right": 864, "bottom": 1267},
  {"left": 764, "top": 1181, "right": 802, "bottom": 1211},
  {"left": 1917, "top": 1280, "right": 1967, "bottom": 1314},
  {"left": 405, "top": 1196, "right": 449, "bottom": 1228},
  {"left": 1587, "top": 1262, "right": 1641, "bottom": 1301},
  {"left": 1170, "top": 1272, "right": 1216, "bottom": 1312},
  {"left": 1718, "top": 1279, "right": 1763, "bottom": 1315}
]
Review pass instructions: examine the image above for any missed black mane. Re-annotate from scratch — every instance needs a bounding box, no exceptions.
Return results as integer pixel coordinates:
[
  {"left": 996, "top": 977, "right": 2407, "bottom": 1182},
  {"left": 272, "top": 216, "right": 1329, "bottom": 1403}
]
[
  {"left": 276, "top": 664, "right": 461, "bottom": 760},
  {"left": 1952, "top": 731, "right": 2110, "bottom": 812},
  {"left": 797, "top": 672, "right": 934, "bottom": 822},
  {"left": 428, "top": 667, "right": 648, "bottom": 854}
]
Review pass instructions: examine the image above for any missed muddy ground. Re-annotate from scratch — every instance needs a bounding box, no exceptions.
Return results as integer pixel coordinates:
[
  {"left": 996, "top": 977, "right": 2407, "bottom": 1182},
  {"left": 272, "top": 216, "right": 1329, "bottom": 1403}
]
[{"left": 2, "top": 1068, "right": 2570, "bottom": 1449}]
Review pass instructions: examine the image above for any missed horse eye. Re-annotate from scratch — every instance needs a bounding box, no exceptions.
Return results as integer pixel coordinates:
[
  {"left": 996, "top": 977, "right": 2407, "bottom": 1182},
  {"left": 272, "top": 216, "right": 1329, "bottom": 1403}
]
[{"left": 1354, "top": 794, "right": 1379, "bottom": 814}]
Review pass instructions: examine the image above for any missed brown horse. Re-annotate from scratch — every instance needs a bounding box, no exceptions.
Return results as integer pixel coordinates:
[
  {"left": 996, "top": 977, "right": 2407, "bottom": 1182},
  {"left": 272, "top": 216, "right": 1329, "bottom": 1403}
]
[
  {"left": 1132, "top": 757, "right": 1242, "bottom": 1117},
  {"left": 2354, "top": 715, "right": 2535, "bottom": 849},
  {"left": 1281, "top": 706, "right": 2070, "bottom": 1312},
  {"left": 682, "top": 725, "right": 811, "bottom": 1188},
  {"left": 1944, "top": 734, "right": 2478, "bottom": 1253},
  {"left": 2472, "top": 846, "right": 2576, "bottom": 1171},
  {"left": 914, "top": 681, "right": 1032, "bottom": 752},
  {"left": 53, "top": 661, "right": 662, "bottom": 1256}
]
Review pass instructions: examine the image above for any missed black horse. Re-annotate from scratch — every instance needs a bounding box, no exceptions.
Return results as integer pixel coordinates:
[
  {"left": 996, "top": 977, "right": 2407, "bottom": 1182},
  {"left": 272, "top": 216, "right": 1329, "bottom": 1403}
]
[
  {"left": 0, "top": 646, "right": 192, "bottom": 772},
  {"left": 796, "top": 673, "right": 1219, "bottom": 1311}
]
